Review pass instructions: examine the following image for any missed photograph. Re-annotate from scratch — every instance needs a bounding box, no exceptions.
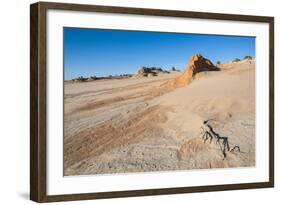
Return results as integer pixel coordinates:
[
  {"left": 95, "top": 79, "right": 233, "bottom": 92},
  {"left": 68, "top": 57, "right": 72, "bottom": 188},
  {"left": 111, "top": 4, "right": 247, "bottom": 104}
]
[{"left": 63, "top": 28, "right": 256, "bottom": 176}]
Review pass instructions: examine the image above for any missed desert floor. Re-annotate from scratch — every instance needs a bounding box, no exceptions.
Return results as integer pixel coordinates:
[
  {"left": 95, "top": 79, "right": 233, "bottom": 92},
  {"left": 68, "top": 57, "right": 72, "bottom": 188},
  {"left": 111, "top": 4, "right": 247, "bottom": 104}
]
[{"left": 64, "top": 60, "right": 255, "bottom": 176}]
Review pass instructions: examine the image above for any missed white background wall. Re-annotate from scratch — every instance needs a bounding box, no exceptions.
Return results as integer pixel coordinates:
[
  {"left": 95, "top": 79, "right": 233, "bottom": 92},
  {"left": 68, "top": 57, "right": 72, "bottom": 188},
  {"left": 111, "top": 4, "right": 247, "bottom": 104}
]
[{"left": 0, "top": 0, "right": 279, "bottom": 204}]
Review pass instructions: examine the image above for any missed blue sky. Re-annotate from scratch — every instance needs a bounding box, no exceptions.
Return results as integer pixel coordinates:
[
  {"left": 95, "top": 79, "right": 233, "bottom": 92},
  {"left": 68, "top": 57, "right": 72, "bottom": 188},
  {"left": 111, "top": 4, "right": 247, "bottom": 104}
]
[{"left": 64, "top": 27, "right": 255, "bottom": 80}]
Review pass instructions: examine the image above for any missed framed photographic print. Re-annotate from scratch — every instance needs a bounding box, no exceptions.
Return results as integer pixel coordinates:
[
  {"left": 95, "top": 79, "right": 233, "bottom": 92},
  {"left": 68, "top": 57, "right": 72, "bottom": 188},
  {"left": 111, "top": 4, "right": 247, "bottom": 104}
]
[{"left": 30, "top": 1, "right": 274, "bottom": 202}]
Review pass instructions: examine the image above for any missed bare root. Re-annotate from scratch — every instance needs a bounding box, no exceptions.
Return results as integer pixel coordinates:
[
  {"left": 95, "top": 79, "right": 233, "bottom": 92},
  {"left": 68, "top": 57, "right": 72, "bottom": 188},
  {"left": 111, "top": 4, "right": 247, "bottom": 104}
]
[{"left": 200, "top": 120, "right": 241, "bottom": 159}]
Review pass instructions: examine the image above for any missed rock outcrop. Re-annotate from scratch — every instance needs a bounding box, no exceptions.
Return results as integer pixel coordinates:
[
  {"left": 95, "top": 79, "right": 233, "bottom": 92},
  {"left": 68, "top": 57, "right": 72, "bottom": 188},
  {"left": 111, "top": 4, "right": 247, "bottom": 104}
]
[
  {"left": 167, "top": 54, "right": 220, "bottom": 87},
  {"left": 134, "top": 66, "right": 169, "bottom": 78}
]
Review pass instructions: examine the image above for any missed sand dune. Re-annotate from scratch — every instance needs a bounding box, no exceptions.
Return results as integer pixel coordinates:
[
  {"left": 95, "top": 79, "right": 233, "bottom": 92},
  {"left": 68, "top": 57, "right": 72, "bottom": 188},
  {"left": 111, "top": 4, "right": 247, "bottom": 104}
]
[{"left": 64, "top": 58, "right": 255, "bottom": 176}]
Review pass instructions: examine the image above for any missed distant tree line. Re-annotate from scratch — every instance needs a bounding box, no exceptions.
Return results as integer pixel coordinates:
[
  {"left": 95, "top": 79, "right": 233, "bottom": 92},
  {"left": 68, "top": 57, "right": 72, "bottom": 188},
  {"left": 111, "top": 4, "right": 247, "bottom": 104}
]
[
  {"left": 140, "top": 66, "right": 164, "bottom": 72},
  {"left": 244, "top": 55, "right": 253, "bottom": 60},
  {"left": 232, "top": 56, "right": 253, "bottom": 63},
  {"left": 140, "top": 66, "right": 180, "bottom": 73},
  {"left": 71, "top": 73, "right": 133, "bottom": 82},
  {"left": 71, "top": 65, "right": 183, "bottom": 82},
  {"left": 232, "top": 58, "right": 241, "bottom": 62}
]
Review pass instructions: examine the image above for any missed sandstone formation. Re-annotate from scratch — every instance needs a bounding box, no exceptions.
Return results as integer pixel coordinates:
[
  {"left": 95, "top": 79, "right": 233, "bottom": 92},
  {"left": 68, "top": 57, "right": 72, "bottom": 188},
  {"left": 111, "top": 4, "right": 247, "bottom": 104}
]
[
  {"left": 167, "top": 54, "right": 220, "bottom": 87},
  {"left": 134, "top": 66, "right": 169, "bottom": 78}
]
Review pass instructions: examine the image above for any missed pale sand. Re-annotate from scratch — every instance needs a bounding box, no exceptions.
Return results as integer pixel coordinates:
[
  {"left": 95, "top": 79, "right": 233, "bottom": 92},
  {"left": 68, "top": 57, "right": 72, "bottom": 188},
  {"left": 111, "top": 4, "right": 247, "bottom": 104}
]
[{"left": 64, "top": 60, "right": 255, "bottom": 176}]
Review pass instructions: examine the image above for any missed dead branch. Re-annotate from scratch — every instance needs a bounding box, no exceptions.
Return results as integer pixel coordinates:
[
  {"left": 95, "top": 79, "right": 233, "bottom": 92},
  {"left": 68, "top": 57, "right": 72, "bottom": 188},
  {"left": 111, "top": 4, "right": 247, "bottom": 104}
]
[{"left": 201, "top": 120, "right": 241, "bottom": 159}]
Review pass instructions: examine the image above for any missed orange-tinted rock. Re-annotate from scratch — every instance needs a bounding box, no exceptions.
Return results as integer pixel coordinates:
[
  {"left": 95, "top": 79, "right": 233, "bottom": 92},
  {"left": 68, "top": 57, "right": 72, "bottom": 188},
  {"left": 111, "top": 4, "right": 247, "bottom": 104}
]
[{"left": 168, "top": 54, "right": 220, "bottom": 87}]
